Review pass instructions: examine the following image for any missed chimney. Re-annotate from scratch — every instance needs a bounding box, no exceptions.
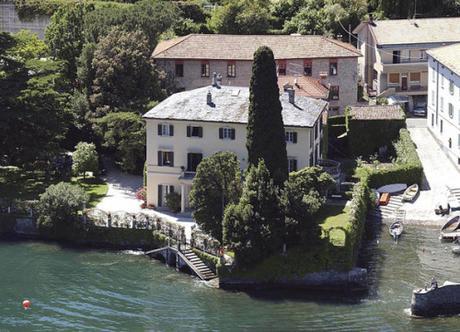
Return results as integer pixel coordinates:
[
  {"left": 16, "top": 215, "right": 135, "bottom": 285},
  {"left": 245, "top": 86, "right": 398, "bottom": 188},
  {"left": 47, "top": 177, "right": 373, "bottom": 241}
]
[
  {"left": 212, "top": 72, "right": 217, "bottom": 87},
  {"left": 369, "top": 13, "right": 376, "bottom": 26},
  {"left": 207, "top": 90, "right": 212, "bottom": 105},
  {"left": 287, "top": 88, "right": 295, "bottom": 104}
]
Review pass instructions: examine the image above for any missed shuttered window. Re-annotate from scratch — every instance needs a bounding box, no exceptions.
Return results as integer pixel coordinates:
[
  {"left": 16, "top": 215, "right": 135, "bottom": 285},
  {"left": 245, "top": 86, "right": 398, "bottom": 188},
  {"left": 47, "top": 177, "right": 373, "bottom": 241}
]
[
  {"left": 285, "top": 131, "right": 298, "bottom": 143},
  {"left": 158, "top": 151, "right": 174, "bottom": 167},
  {"left": 288, "top": 158, "right": 298, "bottom": 173},
  {"left": 158, "top": 123, "right": 174, "bottom": 136},
  {"left": 186, "top": 126, "right": 203, "bottom": 138},
  {"left": 219, "top": 127, "right": 235, "bottom": 140}
]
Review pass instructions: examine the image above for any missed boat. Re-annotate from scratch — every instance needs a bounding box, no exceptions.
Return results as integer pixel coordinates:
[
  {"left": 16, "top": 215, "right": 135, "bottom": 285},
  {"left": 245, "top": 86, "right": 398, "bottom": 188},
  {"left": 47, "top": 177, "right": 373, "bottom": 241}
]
[
  {"left": 389, "top": 221, "right": 403, "bottom": 240},
  {"left": 402, "top": 184, "right": 419, "bottom": 202},
  {"left": 377, "top": 183, "right": 407, "bottom": 194},
  {"left": 440, "top": 216, "right": 460, "bottom": 240},
  {"left": 411, "top": 281, "right": 460, "bottom": 317}
]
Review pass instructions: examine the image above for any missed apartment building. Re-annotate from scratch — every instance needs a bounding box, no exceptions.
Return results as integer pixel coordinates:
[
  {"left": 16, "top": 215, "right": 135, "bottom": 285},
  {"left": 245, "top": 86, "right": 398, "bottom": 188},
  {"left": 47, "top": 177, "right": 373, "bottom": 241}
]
[
  {"left": 353, "top": 17, "right": 460, "bottom": 111},
  {"left": 143, "top": 85, "right": 327, "bottom": 212},
  {"left": 427, "top": 43, "right": 460, "bottom": 167},
  {"left": 152, "top": 34, "right": 360, "bottom": 113}
]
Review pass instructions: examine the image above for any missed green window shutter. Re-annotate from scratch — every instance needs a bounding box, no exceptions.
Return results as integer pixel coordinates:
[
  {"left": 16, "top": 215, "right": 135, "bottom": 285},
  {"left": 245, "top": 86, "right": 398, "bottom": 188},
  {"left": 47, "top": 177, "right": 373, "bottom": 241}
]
[
  {"left": 219, "top": 128, "right": 223, "bottom": 139},
  {"left": 293, "top": 132, "right": 297, "bottom": 143},
  {"left": 158, "top": 151, "right": 162, "bottom": 166},
  {"left": 187, "top": 126, "right": 191, "bottom": 137},
  {"left": 170, "top": 125, "right": 174, "bottom": 136},
  {"left": 230, "top": 128, "right": 235, "bottom": 140},
  {"left": 170, "top": 152, "right": 174, "bottom": 167},
  {"left": 158, "top": 185, "right": 162, "bottom": 206},
  {"left": 199, "top": 127, "right": 203, "bottom": 137},
  {"left": 158, "top": 124, "right": 162, "bottom": 136}
]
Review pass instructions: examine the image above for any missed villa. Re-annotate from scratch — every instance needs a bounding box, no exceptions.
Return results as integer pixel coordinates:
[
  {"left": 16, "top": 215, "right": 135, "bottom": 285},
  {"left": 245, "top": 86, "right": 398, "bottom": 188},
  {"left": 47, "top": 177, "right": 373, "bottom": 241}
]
[
  {"left": 426, "top": 43, "right": 460, "bottom": 168},
  {"left": 143, "top": 84, "right": 327, "bottom": 212},
  {"left": 152, "top": 34, "right": 361, "bottom": 113},
  {"left": 353, "top": 17, "right": 460, "bottom": 111}
]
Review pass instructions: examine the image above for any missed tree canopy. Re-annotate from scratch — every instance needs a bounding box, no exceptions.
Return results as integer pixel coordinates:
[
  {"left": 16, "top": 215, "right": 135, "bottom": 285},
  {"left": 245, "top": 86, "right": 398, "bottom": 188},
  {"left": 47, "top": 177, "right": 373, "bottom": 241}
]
[
  {"left": 72, "top": 142, "right": 99, "bottom": 178},
  {"left": 189, "top": 152, "right": 242, "bottom": 242}
]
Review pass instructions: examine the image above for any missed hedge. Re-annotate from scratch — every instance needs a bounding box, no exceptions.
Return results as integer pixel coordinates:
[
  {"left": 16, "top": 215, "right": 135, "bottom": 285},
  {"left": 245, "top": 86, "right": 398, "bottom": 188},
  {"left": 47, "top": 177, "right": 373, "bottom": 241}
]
[
  {"left": 347, "top": 117, "right": 406, "bottom": 158},
  {"left": 357, "top": 129, "right": 423, "bottom": 188}
]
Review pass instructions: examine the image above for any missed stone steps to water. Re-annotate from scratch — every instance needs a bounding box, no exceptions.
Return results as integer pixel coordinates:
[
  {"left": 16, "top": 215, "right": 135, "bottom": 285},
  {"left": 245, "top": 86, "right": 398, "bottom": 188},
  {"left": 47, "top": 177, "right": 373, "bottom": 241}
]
[
  {"left": 369, "top": 195, "right": 404, "bottom": 221},
  {"left": 181, "top": 249, "right": 217, "bottom": 281}
]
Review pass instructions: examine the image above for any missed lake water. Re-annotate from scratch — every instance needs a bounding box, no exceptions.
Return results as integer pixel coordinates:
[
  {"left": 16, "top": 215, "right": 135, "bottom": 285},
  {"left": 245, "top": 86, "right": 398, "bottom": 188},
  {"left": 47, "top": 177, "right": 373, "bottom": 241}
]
[{"left": 0, "top": 225, "right": 459, "bottom": 331}]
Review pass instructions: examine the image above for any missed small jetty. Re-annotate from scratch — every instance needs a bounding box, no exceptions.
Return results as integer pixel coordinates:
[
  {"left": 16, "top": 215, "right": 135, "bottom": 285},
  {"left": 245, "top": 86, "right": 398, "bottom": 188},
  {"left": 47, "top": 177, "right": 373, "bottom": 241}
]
[
  {"left": 145, "top": 246, "right": 217, "bottom": 281},
  {"left": 411, "top": 281, "right": 460, "bottom": 317}
]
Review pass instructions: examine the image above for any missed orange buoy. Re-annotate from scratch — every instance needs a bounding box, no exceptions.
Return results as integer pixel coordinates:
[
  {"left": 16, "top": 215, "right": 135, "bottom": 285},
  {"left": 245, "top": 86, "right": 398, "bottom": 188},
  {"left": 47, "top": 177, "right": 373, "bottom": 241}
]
[{"left": 22, "top": 299, "right": 31, "bottom": 310}]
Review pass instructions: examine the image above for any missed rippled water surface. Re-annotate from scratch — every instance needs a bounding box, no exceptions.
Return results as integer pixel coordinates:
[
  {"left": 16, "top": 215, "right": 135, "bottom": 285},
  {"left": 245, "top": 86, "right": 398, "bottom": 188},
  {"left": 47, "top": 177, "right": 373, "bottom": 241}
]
[{"left": 0, "top": 225, "right": 459, "bottom": 331}]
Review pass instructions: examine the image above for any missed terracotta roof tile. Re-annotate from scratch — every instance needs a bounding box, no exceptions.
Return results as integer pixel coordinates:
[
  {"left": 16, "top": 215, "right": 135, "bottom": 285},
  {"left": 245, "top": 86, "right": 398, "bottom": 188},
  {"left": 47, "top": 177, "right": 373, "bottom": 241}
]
[
  {"left": 278, "top": 75, "right": 329, "bottom": 99},
  {"left": 152, "top": 34, "right": 361, "bottom": 60},
  {"left": 349, "top": 105, "right": 405, "bottom": 120}
]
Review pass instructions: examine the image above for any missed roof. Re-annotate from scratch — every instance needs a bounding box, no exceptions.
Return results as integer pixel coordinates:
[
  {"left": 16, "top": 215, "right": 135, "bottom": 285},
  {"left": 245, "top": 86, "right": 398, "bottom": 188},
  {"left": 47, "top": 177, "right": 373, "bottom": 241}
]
[
  {"left": 278, "top": 76, "right": 329, "bottom": 99},
  {"left": 152, "top": 34, "right": 361, "bottom": 60},
  {"left": 143, "top": 85, "right": 327, "bottom": 128},
  {"left": 349, "top": 105, "right": 405, "bottom": 120},
  {"left": 427, "top": 43, "right": 460, "bottom": 77},
  {"left": 353, "top": 17, "right": 460, "bottom": 46}
]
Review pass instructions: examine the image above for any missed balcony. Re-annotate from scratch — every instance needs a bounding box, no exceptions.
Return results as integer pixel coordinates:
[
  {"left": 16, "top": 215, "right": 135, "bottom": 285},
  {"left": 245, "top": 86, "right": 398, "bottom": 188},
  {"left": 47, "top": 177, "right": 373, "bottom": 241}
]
[{"left": 374, "top": 61, "right": 428, "bottom": 74}]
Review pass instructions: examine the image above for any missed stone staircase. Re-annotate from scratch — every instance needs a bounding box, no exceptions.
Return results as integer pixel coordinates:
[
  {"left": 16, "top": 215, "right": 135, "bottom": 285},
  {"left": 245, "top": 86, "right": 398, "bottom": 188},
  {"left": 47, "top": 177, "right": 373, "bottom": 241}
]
[
  {"left": 181, "top": 249, "right": 217, "bottom": 281},
  {"left": 369, "top": 195, "right": 404, "bottom": 221}
]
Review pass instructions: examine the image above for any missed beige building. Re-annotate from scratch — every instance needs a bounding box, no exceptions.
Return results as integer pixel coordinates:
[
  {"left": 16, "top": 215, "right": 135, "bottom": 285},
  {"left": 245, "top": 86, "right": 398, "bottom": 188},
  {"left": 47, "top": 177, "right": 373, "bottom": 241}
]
[
  {"left": 152, "top": 34, "right": 360, "bottom": 113},
  {"left": 143, "top": 85, "right": 327, "bottom": 212},
  {"left": 353, "top": 17, "right": 460, "bottom": 111}
]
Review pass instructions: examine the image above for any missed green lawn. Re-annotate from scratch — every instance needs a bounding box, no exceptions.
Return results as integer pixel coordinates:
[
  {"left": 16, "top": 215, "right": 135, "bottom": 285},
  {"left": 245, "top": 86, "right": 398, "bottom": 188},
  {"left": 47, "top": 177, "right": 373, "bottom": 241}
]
[
  {"left": 315, "top": 203, "right": 350, "bottom": 247},
  {"left": 71, "top": 177, "right": 108, "bottom": 208}
]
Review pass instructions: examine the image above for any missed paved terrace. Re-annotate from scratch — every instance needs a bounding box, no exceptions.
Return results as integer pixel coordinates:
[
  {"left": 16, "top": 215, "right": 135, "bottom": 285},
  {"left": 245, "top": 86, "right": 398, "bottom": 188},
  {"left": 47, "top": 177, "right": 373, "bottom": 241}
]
[
  {"left": 397, "top": 119, "right": 460, "bottom": 225},
  {"left": 96, "top": 159, "right": 195, "bottom": 240}
]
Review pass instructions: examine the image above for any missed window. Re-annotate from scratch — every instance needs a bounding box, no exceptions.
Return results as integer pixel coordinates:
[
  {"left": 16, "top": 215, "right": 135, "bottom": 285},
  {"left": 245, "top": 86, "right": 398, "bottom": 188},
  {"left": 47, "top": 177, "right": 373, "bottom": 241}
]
[
  {"left": 175, "top": 61, "right": 184, "bottom": 77},
  {"left": 158, "top": 184, "right": 174, "bottom": 207},
  {"left": 450, "top": 80, "right": 455, "bottom": 95},
  {"left": 449, "top": 138, "right": 452, "bottom": 149},
  {"left": 431, "top": 90, "right": 435, "bottom": 106},
  {"left": 277, "top": 60, "right": 286, "bottom": 75},
  {"left": 285, "top": 131, "right": 298, "bottom": 144},
  {"left": 314, "top": 122, "right": 318, "bottom": 140},
  {"left": 432, "top": 70, "right": 436, "bottom": 83},
  {"left": 158, "top": 151, "right": 174, "bottom": 167},
  {"left": 389, "top": 73, "right": 399, "bottom": 84},
  {"left": 410, "top": 72, "right": 420, "bottom": 82},
  {"left": 158, "top": 123, "right": 174, "bottom": 136},
  {"left": 303, "top": 59, "right": 312, "bottom": 76},
  {"left": 227, "top": 61, "right": 236, "bottom": 77},
  {"left": 420, "top": 50, "right": 426, "bottom": 60},
  {"left": 432, "top": 113, "right": 434, "bottom": 127},
  {"left": 288, "top": 158, "right": 298, "bottom": 173},
  {"left": 201, "top": 61, "right": 210, "bottom": 77},
  {"left": 329, "top": 86, "right": 339, "bottom": 100},
  {"left": 449, "top": 103, "right": 454, "bottom": 118},
  {"left": 441, "top": 75, "right": 445, "bottom": 89},
  {"left": 329, "top": 59, "right": 338, "bottom": 76},
  {"left": 440, "top": 97, "right": 444, "bottom": 112},
  {"left": 187, "top": 153, "right": 203, "bottom": 172},
  {"left": 219, "top": 127, "right": 235, "bottom": 140},
  {"left": 187, "top": 126, "right": 203, "bottom": 138},
  {"left": 392, "top": 50, "right": 401, "bottom": 64},
  {"left": 440, "top": 120, "right": 443, "bottom": 133}
]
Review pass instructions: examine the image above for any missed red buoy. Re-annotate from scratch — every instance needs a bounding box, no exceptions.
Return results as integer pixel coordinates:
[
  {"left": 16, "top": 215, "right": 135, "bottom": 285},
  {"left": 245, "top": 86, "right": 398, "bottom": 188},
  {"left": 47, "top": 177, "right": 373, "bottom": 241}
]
[{"left": 22, "top": 299, "right": 31, "bottom": 310}]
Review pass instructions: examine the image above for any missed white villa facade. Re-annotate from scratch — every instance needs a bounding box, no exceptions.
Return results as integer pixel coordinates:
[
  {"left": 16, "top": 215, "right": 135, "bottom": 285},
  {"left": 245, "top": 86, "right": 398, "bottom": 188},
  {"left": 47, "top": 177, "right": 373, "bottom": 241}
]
[
  {"left": 143, "top": 85, "right": 327, "bottom": 212},
  {"left": 353, "top": 17, "right": 460, "bottom": 111},
  {"left": 427, "top": 44, "right": 460, "bottom": 168}
]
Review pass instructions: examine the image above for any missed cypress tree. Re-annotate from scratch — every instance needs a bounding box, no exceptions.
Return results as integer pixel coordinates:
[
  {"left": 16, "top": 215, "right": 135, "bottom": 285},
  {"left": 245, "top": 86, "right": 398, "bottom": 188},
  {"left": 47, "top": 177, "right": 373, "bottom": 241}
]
[{"left": 246, "top": 46, "right": 288, "bottom": 187}]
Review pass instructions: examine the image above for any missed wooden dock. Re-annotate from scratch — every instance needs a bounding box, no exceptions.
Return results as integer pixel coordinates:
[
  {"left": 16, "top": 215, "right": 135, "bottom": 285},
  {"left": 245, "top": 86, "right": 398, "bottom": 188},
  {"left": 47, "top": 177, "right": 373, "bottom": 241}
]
[{"left": 145, "top": 246, "right": 217, "bottom": 281}]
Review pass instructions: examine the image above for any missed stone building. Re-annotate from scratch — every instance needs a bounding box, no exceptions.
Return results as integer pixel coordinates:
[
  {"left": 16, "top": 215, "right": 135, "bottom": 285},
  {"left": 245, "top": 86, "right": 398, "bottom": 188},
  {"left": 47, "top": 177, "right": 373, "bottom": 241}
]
[
  {"left": 152, "top": 34, "right": 361, "bottom": 113},
  {"left": 0, "top": 0, "right": 49, "bottom": 39},
  {"left": 143, "top": 85, "right": 327, "bottom": 212}
]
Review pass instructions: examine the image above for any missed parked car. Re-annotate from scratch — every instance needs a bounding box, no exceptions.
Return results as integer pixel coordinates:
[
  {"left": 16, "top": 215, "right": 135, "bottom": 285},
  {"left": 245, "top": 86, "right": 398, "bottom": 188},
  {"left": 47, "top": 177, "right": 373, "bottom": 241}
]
[{"left": 412, "top": 106, "right": 427, "bottom": 117}]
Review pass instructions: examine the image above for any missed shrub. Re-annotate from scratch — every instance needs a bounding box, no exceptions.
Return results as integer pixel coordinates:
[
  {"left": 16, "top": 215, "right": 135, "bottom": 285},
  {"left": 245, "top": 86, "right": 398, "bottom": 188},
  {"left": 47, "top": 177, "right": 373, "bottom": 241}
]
[
  {"left": 37, "top": 182, "right": 89, "bottom": 231},
  {"left": 136, "top": 187, "right": 146, "bottom": 203},
  {"left": 165, "top": 192, "right": 181, "bottom": 213},
  {"left": 72, "top": 142, "right": 99, "bottom": 178}
]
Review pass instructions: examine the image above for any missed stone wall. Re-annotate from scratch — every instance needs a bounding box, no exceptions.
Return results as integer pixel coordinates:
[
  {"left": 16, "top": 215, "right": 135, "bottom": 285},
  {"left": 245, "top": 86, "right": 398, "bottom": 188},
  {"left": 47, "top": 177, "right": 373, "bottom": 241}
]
[
  {"left": 219, "top": 267, "right": 368, "bottom": 291},
  {"left": 0, "top": 1, "right": 49, "bottom": 39}
]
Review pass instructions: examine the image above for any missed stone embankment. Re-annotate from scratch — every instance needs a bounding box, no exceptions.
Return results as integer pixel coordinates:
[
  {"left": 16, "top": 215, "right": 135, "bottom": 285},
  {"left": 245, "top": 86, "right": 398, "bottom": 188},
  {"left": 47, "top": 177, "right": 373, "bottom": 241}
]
[{"left": 219, "top": 268, "right": 368, "bottom": 292}]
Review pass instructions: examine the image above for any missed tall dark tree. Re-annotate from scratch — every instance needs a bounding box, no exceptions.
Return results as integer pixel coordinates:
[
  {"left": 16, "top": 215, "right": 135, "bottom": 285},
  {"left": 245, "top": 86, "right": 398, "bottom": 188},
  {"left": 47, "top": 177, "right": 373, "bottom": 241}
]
[{"left": 246, "top": 46, "right": 288, "bottom": 187}]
